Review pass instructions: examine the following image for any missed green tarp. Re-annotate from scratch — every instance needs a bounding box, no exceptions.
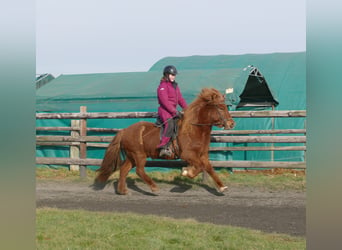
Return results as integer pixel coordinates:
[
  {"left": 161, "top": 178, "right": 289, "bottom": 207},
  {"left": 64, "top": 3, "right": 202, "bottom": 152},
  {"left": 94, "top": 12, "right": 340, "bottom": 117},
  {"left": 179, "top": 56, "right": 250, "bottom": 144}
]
[{"left": 36, "top": 52, "right": 306, "bottom": 168}]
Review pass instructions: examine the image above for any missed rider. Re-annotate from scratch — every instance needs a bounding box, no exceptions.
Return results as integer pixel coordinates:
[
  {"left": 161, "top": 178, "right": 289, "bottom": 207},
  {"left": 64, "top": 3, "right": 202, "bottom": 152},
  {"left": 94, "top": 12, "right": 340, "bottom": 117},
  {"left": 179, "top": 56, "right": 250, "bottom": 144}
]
[{"left": 157, "top": 65, "right": 188, "bottom": 157}]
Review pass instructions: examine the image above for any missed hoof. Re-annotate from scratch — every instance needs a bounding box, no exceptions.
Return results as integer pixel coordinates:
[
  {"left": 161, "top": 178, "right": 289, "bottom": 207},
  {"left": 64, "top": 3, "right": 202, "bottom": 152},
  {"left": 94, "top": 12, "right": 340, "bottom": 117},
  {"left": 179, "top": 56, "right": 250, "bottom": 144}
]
[
  {"left": 181, "top": 167, "right": 188, "bottom": 177},
  {"left": 219, "top": 186, "right": 228, "bottom": 193},
  {"left": 151, "top": 186, "right": 159, "bottom": 193},
  {"left": 117, "top": 189, "right": 129, "bottom": 195}
]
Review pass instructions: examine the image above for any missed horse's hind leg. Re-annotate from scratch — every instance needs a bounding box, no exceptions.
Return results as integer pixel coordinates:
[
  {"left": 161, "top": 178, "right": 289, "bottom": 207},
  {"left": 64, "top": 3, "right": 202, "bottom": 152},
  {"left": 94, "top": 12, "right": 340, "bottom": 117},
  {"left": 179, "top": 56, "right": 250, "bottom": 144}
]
[
  {"left": 117, "top": 159, "right": 133, "bottom": 195},
  {"left": 134, "top": 154, "right": 159, "bottom": 193}
]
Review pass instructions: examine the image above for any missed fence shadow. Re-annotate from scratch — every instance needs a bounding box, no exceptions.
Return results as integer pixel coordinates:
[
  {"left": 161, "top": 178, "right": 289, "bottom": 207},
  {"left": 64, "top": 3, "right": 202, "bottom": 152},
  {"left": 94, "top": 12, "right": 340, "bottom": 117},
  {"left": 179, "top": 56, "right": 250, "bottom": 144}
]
[{"left": 90, "top": 179, "right": 112, "bottom": 191}]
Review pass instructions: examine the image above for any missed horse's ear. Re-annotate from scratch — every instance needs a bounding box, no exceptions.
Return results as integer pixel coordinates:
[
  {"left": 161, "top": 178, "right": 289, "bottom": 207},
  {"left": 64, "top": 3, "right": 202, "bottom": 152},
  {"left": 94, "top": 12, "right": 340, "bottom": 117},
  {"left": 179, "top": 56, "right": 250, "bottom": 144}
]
[
  {"left": 212, "top": 93, "right": 218, "bottom": 102},
  {"left": 211, "top": 89, "right": 224, "bottom": 103},
  {"left": 200, "top": 88, "right": 211, "bottom": 102},
  {"left": 200, "top": 88, "right": 224, "bottom": 103}
]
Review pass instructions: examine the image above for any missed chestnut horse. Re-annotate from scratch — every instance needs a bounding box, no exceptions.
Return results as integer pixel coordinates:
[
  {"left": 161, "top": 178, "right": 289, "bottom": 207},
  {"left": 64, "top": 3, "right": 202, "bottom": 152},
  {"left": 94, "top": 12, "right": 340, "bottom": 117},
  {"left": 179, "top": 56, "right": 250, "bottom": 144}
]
[{"left": 95, "top": 88, "right": 235, "bottom": 194}]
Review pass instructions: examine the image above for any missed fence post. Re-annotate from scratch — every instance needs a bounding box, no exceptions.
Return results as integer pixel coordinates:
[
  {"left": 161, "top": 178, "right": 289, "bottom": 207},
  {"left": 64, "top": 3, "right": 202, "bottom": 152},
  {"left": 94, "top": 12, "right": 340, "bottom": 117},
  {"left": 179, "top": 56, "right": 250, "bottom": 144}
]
[
  {"left": 70, "top": 120, "right": 80, "bottom": 171},
  {"left": 304, "top": 119, "right": 306, "bottom": 162},
  {"left": 271, "top": 104, "right": 275, "bottom": 162},
  {"left": 80, "top": 106, "right": 87, "bottom": 178}
]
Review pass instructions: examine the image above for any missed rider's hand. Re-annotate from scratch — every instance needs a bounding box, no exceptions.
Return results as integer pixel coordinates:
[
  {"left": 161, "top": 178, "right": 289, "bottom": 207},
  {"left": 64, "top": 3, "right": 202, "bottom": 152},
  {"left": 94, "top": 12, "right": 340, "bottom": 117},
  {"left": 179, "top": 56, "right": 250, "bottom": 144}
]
[{"left": 175, "top": 111, "right": 184, "bottom": 119}]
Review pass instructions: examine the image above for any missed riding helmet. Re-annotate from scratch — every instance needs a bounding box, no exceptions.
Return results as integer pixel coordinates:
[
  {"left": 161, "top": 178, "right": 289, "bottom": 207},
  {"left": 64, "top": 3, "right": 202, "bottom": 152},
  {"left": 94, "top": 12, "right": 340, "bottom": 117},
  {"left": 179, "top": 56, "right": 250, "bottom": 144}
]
[{"left": 163, "top": 65, "right": 178, "bottom": 76}]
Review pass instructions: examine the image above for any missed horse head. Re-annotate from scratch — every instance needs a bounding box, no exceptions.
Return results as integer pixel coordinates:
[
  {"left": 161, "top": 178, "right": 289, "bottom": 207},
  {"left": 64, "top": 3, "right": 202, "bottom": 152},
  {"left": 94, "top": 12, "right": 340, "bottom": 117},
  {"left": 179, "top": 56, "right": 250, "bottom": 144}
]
[
  {"left": 212, "top": 102, "right": 235, "bottom": 130},
  {"left": 199, "top": 88, "right": 235, "bottom": 130}
]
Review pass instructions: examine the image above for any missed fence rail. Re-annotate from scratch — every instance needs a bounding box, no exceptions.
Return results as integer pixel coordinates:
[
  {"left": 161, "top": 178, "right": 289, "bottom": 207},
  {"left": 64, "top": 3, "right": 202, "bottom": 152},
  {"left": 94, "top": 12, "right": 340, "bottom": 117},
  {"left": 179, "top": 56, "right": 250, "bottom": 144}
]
[
  {"left": 36, "top": 107, "right": 306, "bottom": 176},
  {"left": 35, "top": 157, "right": 306, "bottom": 169},
  {"left": 36, "top": 110, "right": 306, "bottom": 119}
]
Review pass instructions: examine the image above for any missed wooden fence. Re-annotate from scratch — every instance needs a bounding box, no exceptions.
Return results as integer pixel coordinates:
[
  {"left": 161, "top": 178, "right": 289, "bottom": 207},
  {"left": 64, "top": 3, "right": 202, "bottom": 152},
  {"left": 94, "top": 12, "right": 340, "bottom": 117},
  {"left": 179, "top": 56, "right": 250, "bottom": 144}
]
[{"left": 36, "top": 107, "right": 306, "bottom": 177}]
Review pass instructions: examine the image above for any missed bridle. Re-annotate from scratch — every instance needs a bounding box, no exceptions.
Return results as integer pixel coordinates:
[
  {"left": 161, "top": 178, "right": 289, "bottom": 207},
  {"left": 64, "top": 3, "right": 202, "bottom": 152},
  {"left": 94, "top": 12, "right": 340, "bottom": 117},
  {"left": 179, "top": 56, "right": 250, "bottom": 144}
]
[{"left": 191, "top": 103, "right": 234, "bottom": 128}]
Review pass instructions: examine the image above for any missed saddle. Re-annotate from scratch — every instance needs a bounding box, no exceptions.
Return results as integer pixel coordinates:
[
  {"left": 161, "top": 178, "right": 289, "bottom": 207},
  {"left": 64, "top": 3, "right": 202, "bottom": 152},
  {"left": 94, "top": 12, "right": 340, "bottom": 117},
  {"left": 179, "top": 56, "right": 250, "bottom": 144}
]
[{"left": 155, "top": 116, "right": 180, "bottom": 159}]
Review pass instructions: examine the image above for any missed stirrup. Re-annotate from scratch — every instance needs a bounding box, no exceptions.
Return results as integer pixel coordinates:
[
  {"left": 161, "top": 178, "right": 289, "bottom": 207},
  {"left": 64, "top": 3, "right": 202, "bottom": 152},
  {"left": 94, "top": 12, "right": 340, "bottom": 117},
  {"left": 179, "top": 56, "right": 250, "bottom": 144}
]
[{"left": 159, "top": 147, "right": 172, "bottom": 157}]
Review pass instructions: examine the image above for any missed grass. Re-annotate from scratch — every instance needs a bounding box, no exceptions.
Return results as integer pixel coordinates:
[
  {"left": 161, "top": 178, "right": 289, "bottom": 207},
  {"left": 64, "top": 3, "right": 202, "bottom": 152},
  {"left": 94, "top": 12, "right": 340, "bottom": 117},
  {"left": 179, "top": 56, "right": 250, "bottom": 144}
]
[
  {"left": 36, "top": 166, "right": 306, "bottom": 191},
  {"left": 37, "top": 208, "right": 305, "bottom": 250},
  {"left": 223, "top": 169, "right": 306, "bottom": 191}
]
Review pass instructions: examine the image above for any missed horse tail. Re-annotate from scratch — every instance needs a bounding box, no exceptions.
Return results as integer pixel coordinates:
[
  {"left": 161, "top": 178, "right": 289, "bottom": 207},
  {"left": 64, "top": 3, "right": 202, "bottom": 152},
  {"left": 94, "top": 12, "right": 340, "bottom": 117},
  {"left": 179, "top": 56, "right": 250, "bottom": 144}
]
[{"left": 96, "top": 130, "right": 124, "bottom": 182}]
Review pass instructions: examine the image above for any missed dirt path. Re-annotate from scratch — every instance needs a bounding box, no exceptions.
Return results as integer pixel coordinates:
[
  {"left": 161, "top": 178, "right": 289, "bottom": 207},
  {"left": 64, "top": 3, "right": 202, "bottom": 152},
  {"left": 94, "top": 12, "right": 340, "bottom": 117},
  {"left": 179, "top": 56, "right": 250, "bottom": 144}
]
[{"left": 36, "top": 179, "right": 305, "bottom": 237}]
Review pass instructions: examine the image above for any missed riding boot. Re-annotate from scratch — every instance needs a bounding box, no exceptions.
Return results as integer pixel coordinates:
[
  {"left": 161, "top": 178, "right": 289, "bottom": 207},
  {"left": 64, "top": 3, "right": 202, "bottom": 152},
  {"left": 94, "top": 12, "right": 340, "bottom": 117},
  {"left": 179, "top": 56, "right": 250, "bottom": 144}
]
[
  {"left": 157, "top": 137, "right": 172, "bottom": 157},
  {"left": 159, "top": 147, "right": 172, "bottom": 157},
  {"left": 157, "top": 137, "right": 171, "bottom": 149}
]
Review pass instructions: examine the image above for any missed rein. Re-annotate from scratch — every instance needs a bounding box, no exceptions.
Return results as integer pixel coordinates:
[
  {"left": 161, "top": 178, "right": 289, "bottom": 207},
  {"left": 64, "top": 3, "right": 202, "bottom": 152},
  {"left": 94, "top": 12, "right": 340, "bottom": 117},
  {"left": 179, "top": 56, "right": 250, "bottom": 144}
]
[{"left": 191, "top": 103, "right": 232, "bottom": 127}]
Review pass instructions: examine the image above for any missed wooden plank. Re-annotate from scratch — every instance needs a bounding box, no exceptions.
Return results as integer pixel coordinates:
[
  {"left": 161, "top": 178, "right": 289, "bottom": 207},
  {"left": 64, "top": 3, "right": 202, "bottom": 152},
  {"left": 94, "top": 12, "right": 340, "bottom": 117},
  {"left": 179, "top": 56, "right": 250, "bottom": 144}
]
[
  {"left": 36, "top": 157, "right": 102, "bottom": 166},
  {"left": 145, "top": 160, "right": 306, "bottom": 169},
  {"left": 36, "top": 135, "right": 306, "bottom": 143},
  {"left": 211, "top": 135, "right": 306, "bottom": 143},
  {"left": 36, "top": 142, "right": 306, "bottom": 152},
  {"left": 36, "top": 157, "right": 306, "bottom": 169},
  {"left": 209, "top": 146, "right": 306, "bottom": 151},
  {"left": 210, "top": 161, "right": 306, "bottom": 169},
  {"left": 36, "top": 127, "right": 119, "bottom": 132},
  {"left": 36, "top": 112, "right": 157, "bottom": 119},
  {"left": 36, "top": 110, "right": 306, "bottom": 119},
  {"left": 36, "top": 135, "right": 113, "bottom": 142},
  {"left": 36, "top": 127, "right": 306, "bottom": 135},
  {"left": 87, "top": 128, "right": 121, "bottom": 133},
  {"left": 230, "top": 110, "right": 306, "bottom": 117},
  {"left": 211, "top": 129, "right": 306, "bottom": 135},
  {"left": 36, "top": 126, "right": 76, "bottom": 131},
  {"left": 36, "top": 142, "right": 81, "bottom": 146}
]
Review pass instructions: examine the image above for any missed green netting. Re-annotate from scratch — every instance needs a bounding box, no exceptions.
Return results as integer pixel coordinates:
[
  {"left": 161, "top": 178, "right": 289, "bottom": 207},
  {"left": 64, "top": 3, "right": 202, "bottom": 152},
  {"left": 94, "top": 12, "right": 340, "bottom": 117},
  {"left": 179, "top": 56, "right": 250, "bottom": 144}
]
[{"left": 36, "top": 52, "right": 306, "bottom": 168}]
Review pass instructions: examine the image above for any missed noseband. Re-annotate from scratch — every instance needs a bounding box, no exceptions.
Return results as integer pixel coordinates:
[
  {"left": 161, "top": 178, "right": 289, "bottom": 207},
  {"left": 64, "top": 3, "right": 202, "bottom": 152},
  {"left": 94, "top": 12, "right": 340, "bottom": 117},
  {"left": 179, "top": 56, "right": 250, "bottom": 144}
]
[{"left": 191, "top": 103, "right": 233, "bottom": 127}]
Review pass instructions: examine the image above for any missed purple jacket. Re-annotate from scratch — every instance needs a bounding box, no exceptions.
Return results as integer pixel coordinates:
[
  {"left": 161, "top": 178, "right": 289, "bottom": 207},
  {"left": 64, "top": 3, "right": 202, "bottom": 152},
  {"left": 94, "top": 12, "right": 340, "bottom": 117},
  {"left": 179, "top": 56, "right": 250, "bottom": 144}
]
[{"left": 157, "top": 80, "right": 187, "bottom": 121}]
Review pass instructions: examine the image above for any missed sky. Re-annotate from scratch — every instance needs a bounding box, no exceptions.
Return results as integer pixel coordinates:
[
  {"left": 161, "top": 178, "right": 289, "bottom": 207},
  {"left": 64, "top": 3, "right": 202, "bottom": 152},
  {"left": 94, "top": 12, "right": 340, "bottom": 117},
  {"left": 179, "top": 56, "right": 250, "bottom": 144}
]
[{"left": 36, "top": 0, "right": 306, "bottom": 77}]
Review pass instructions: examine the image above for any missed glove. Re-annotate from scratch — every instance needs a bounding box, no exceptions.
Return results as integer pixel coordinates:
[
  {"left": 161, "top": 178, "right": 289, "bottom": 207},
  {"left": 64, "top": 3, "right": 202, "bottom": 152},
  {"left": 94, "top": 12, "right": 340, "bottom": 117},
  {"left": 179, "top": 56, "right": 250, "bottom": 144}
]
[{"left": 175, "top": 111, "right": 184, "bottom": 119}]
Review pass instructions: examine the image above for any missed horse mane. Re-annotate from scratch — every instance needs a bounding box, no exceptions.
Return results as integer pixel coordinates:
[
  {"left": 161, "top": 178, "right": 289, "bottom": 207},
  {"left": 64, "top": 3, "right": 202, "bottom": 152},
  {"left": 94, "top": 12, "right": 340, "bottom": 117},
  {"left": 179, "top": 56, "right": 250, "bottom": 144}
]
[{"left": 182, "top": 88, "right": 224, "bottom": 132}]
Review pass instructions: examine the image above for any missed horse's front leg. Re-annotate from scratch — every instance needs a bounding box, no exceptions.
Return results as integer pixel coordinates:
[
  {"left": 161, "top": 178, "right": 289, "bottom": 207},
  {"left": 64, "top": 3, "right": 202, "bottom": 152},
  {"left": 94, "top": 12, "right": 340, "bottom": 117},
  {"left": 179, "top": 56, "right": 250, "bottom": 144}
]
[
  {"left": 204, "top": 166, "right": 228, "bottom": 192},
  {"left": 201, "top": 156, "right": 228, "bottom": 192},
  {"left": 182, "top": 155, "right": 228, "bottom": 193},
  {"left": 181, "top": 165, "right": 202, "bottom": 178},
  {"left": 181, "top": 152, "right": 204, "bottom": 178}
]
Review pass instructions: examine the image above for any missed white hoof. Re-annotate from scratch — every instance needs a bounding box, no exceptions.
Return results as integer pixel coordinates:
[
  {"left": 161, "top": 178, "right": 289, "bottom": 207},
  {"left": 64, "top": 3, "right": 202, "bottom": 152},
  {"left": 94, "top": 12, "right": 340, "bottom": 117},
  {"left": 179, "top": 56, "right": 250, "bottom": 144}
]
[
  {"left": 219, "top": 186, "right": 228, "bottom": 193},
  {"left": 181, "top": 168, "right": 188, "bottom": 176}
]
